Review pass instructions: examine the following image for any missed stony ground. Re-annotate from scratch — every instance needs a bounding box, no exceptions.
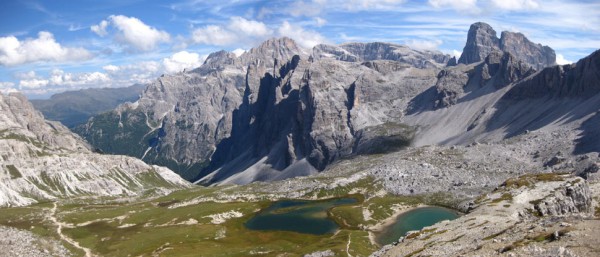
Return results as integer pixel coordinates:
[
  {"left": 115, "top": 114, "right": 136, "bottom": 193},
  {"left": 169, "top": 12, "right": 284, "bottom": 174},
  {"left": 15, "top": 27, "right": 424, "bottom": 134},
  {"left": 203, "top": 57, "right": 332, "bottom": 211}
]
[
  {"left": 373, "top": 174, "right": 600, "bottom": 257},
  {"left": 0, "top": 225, "right": 71, "bottom": 257}
]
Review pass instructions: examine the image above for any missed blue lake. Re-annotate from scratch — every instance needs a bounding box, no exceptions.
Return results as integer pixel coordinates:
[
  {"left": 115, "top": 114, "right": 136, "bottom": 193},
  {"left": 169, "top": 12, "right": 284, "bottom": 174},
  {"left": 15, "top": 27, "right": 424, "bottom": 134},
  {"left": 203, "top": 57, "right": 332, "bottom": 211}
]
[{"left": 375, "top": 206, "right": 460, "bottom": 245}]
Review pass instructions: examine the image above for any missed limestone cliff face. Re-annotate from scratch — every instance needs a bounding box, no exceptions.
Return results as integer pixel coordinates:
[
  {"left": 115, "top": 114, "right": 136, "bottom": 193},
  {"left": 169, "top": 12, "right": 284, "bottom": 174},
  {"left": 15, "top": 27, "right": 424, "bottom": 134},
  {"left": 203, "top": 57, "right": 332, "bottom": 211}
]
[
  {"left": 76, "top": 38, "right": 304, "bottom": 180},
  {"left": 504, "top": 49, "right": 600, "bottom": 100},
  {"left": 410, "top": 51, "right": 534, "bottom": 111},
  {"left": 457, "top": 22, "right": 500, "bottom": 65},
  {"left": 533, "top": 178, "right": 592, "bottom": 216},
  {"left": 500, "top": 31, "right": 556, "bottom": 71},
  {"left": 201, "top": 54, "right": 438, "bottom": 184},
  {"left": 458, "top": 22, "right": 556, "bottom": 70},
  {"left": 0, "top": 93, "right": 190, "bottom": 207},
  {"left": 79, "top": 38, "right": 446, "bottom": 183}
]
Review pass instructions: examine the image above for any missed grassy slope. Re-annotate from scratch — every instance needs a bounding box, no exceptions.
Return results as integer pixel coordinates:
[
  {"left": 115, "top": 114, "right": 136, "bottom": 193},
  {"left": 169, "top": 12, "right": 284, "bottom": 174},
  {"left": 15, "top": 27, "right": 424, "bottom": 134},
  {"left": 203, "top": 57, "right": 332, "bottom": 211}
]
[{"left": 0, "top": 175, "right": 452, "bottom": 256}]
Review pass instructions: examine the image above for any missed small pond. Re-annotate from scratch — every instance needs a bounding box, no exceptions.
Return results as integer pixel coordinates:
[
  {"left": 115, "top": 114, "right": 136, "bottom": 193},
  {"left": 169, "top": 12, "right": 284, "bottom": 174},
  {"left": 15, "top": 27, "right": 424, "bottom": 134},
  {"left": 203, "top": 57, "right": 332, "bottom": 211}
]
[
  {"left": 375, "top": 206, "right": 460, "bottom": 245},
  {"left": 245, "top": 197, "right": 357, "bottom": 235}
]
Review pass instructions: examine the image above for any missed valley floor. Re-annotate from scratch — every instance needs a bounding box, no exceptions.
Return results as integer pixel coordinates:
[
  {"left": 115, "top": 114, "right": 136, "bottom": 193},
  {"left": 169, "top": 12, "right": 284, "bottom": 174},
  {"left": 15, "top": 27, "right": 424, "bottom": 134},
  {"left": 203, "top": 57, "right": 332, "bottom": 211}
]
[{"left": 1, "top": 124, "right": 599, "bottom": 256}]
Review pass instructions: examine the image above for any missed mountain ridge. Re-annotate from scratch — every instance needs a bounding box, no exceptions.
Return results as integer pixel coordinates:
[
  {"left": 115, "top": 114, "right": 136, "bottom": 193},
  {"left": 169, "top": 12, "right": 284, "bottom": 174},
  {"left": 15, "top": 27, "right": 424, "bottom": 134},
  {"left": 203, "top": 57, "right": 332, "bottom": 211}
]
[
  {"left": 31, "top": 84, "right": 145, "bottom": 128},
  {"left": 74, "top": 22, "right": 600, "bottom": 187},
  {"left": 458, "top": 22, "right": 556, "bottom": 70},
  {"left": 0, "top": 92, "right": 190, "bottom": 207}
]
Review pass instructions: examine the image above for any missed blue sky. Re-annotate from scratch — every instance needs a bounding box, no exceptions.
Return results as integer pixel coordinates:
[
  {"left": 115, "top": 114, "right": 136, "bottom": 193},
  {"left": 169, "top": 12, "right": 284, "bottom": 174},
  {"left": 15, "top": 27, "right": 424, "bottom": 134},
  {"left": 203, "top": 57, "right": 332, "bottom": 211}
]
[{"left": 0, "top": 0, "right": 599, "bottom": 98}]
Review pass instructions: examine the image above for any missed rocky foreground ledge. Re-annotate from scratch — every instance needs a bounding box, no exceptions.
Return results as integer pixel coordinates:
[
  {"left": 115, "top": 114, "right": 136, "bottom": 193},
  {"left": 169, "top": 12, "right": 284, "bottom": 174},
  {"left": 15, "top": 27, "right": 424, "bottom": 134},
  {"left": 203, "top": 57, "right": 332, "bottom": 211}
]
[{"left": 372, "top": 173, "right": 600, "bottom": 257}]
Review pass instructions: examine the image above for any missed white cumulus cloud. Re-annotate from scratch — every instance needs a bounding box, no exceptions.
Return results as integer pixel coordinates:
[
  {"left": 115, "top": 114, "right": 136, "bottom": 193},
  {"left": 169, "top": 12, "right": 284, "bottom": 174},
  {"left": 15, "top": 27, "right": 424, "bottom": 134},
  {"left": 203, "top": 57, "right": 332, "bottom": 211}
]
[
  {"left": 555, "top": 54, "right": 572, "bottom": 65},
  {"left": 191, "top": 17, "right": 326, "bottom": 49},
  {"left": 19, "top": 78, "right": 49, "bottom": 89},
  {"left": 0, "top": 82, "right": 18, "bottom": 94},
  {"left": 277, "top": 21, "right": 328, "bottom": 48},
  {"left": 102, "top": 64, "right": 119, "bottom": 72},
  {"left": 228, "top": 17, "right": 272, "bottom": 38},
  {"left": 162, "top": 51, "right": 205, "bottom": 73},
  {"left": 91, "top": 20, "right": 109, "bottom": 37},
  {"left": 452, "top": 50, "right": 462, "bottom": 58},
  {"left": 0, "top": 81, "right": 18, "bottom": 94},
  {"left": 91, "top": 15, "right": 170, "bottom": 52},
  {"left": 192, "top": 17, "right": 272, "bottom": 46},
  {"left": 232, "top": 48, "right": 247, "bottom": 57},
  {"left": 192, "top": 25, "right": 239, "bottom": 46},
  {"left": 19, "top": 69, "right": 110, "bottom": 90},
  {"left": 0, "top": 31, "right": 92, "bottom": 66}
]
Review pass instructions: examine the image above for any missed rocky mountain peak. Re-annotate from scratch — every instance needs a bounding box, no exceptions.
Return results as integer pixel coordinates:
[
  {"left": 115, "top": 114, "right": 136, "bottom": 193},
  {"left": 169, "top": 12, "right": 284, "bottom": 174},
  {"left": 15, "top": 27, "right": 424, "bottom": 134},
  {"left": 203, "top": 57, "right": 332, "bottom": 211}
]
[
  {"left": 457, "top": 22, "right": 500, "bottom": 65},
  {"left": 202, "top": 50, "right": 237, "bottom": 68},
  {"left": 255, "top": 37, "right": 300, "bottom": 52},
  {"left": 241, "top": 37, "right": 304, "bottom": 67},
  {"left": 499, "top": 31, "right": 556, "bottom": 70},
  {"left": 458, "top": 22, "right": 556, "bottom": 70}
]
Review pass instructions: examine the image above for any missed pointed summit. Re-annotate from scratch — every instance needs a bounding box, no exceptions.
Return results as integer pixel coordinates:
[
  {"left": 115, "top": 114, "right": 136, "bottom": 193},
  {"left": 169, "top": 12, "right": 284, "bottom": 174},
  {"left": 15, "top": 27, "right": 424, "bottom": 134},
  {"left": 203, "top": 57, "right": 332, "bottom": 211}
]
[
  {"left": 458, "top": 22, "right": 556, "bottom": 70},
  {"left": 244, "top": 37, "right": 304, "bottom": 63},
  {"left": 458, "top": 22, "right": 500, "bottom": 65}
]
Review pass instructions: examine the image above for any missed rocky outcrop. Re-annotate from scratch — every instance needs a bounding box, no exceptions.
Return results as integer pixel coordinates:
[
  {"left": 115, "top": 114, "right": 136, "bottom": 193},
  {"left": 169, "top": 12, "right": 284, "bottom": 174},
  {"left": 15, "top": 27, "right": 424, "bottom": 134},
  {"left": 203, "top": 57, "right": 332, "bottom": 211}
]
[
  {"left": 504, "top": 49, "right": 600, "bottom": 100},
  {"left": 378, "top": 174, "right": 595, "bottom": 257},
  {"left": 500, "top": 31, "right": 556, "bottom": 71},
  {"left": 533, "top": 178, "right": 592, "bottom": 216},
  {"left": 457, "top": 22, "right": 500, "bottom": 65},
  {"left": 418, "top": 51, "right": 534, "bottom": 110},
  {"left": 0, "top": 225, "right": 71, "bottom": 256},
  {"left": 0, "top": 92, "right": 190, "bottom": 207},
  {"left": 458, "top": 22, "right": 556, "bottom": 70}
]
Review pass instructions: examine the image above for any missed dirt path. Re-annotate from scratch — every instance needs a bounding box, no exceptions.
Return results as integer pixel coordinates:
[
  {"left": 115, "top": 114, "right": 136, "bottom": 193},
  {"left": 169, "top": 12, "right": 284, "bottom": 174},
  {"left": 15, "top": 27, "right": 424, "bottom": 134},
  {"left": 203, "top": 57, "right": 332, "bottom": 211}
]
[
  {"left": 346, "top": 233, "right": 352, "bottom": 257},
  {"left": 48, "top": 202, "right": 95, "bottom": 257}
]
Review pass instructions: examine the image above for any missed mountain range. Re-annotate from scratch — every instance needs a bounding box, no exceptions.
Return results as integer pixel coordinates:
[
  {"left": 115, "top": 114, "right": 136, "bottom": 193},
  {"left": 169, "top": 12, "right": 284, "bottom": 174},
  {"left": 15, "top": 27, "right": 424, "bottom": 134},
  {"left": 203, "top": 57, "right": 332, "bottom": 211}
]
[
  {"left": 31, "top": 84, "right": 145, "bottom": 128},
  {"left": 1, "top": 21, "right": 599, "bottom": 256},
  {"left": 68, "top": 22, "right": 600, "bottom": 186}
]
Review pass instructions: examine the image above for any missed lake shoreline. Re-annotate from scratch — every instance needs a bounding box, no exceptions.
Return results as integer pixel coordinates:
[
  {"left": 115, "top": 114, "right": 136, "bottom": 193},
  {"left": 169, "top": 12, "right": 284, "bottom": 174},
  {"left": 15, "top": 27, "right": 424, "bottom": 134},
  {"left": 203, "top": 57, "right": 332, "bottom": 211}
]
[
  {"left": 367, "top": 204, "right": 426, "bottom": 246},
  {"left": 368, "top": 205, "right": 462, "bottom": 246}
]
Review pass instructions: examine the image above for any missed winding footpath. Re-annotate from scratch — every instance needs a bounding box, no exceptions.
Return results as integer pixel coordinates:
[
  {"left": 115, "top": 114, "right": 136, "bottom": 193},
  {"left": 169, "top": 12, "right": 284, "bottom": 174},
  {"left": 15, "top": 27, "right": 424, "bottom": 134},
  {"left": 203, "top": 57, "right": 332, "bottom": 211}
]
[{"left": 48, "top": 202, "right": 95, "bottom": 257}]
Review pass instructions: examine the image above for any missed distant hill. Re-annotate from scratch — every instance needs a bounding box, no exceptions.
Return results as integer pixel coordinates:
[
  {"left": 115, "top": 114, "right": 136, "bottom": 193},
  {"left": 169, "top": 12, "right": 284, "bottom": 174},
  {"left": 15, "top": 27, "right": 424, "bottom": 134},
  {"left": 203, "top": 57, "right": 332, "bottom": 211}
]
[{"left": 31, "top": 84, "right": 145, "bottom": 128}]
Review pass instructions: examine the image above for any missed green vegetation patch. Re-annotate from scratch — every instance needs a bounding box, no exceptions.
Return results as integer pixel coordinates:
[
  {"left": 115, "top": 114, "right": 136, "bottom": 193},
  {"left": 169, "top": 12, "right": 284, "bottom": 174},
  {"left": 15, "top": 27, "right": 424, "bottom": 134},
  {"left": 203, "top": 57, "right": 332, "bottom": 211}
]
[
  {"left": 491, "top": 193, "right": 513, "bottom": 204},
  {"left": 5, "top": 165, "right": 22, "bottom": 179},
  {"left": 502, "top": 173, "right": 566, "bottom": 189}
]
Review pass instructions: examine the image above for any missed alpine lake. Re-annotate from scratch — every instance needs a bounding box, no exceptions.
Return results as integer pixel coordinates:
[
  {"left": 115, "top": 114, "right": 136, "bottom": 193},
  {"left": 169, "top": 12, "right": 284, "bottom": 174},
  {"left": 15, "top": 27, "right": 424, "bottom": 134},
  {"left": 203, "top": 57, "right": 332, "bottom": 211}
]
[{"left": 245, "top": 197, "right": 459, "bottom": 245}]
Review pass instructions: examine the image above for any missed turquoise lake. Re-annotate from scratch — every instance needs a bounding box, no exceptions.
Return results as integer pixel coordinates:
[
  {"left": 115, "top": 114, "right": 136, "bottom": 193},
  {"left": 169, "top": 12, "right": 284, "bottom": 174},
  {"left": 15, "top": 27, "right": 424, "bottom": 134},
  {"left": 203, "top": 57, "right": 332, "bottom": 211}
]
[
  {"left": 375, "top": 206, "right": 460, "bottom": 245},
  {"left": 245, "top": 197, "right": 357, "bottom": 235}
]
